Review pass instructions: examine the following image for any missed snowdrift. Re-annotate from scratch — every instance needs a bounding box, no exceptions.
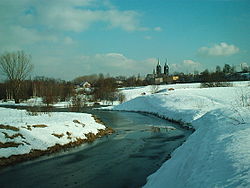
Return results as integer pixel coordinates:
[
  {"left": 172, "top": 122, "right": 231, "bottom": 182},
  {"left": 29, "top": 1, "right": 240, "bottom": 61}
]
[{"left": 111, "top": 84, "right": 250, "bottom": 188}]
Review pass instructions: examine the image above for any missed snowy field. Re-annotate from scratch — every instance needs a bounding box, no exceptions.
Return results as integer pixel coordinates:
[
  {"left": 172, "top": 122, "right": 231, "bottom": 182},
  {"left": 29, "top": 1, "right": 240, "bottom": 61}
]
[
  {"left": 110, "top": 81, "right": 250, "bottom": 188},
  {"left": 0, "top": 81, "right": 249, "bottom": 187},
  {"left": 0, "top": 108, "right": 106, "bottom": 158}
]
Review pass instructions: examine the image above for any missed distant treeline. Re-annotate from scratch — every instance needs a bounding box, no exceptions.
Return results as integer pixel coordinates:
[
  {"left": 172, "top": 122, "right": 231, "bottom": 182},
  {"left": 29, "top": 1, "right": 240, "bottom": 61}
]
[
  {"left": 174, "top": 64, "right": 249, "bottom": 83},
  {"left": 0, "top": 77, "right": 74, "bottom": 104},
  {"left": 0, "top": 64, "right": 249, "bottom": 104}
]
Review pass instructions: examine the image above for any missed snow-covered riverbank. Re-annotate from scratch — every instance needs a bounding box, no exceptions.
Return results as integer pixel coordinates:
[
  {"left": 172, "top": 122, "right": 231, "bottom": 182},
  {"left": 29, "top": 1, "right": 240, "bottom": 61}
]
[
  {"left": 0, "top": 108, "right": 113, "bottom": 166},
  {"left": 109, "top": 82, "right": 250, "bottom": 188}
]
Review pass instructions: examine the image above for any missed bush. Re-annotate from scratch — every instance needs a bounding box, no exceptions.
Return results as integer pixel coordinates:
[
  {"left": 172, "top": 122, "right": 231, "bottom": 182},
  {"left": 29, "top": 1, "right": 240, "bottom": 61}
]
[
  {"left": 235, "top": 87, "right": 250, "bottom": 107},
  {"left": 150, "top": 85, "right": 159, "bottom": 94},
  {"left": 117, "top": 92, "right": 126, "bottom": 104},
  {"left": 69, "top": 95, "right": 86, "bottom": 112},
  {"left": 200, "top": 82, "right": 233, "bottom": 88}
]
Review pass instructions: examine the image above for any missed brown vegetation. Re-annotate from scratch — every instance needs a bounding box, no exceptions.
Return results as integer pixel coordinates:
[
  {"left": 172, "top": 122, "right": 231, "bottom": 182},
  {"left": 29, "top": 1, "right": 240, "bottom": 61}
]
[
  {"left": 73, "top": 120, "right": 85, "bottom": 127},
  {"left": 0, "top": 124, "right": 19, "bottom": 131},
  {"left": 91, "top": 115, "right": 105, "bottom": 125},
  {"left": 52, "top": 133, "right": 64, "bottom": 139},
  {"left": 0, "top": 142, "right": 23, "bottom": 148},
  {"left": 200, "top": 82, "right": 233, "bottom": 88},
  {"left": 0, "top": 127, "right": 114, "bottom": 168},
  {"left": 2, "top": 132, "right": 25, "bottom": 139},
  {"left": 32, "top": 124, "right": 48, "bottom": 128}
]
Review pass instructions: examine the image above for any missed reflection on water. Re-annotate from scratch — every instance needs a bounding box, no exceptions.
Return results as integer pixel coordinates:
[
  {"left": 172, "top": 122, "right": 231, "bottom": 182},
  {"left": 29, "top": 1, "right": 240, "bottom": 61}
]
[{"left": 150, "top": 125, "right": 176, "bottom": 133}]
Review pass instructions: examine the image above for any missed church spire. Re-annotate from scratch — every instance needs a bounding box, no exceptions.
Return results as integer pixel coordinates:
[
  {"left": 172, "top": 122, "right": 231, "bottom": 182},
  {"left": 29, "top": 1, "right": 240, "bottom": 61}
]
[
  {"left": 164, "top": 58, "right": 169, "bottom": 75},
  {"left": 156, "top": 58, "right": 162, "bottom": 75}
]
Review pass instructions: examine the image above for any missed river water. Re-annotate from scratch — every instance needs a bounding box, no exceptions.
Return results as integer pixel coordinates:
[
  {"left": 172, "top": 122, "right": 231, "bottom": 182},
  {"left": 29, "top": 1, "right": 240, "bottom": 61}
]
[{"left": 0, "top": 108, "right": 191, "bottom": 188}]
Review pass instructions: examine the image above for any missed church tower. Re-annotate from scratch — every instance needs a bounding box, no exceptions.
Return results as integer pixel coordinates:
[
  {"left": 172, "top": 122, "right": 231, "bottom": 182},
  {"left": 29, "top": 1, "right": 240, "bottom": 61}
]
[
  {"left": 156, "top": 58, "right": 161, "bottom": 76},
  {"left": 164, "top": 59, "right": 169, "bottom": 76}
]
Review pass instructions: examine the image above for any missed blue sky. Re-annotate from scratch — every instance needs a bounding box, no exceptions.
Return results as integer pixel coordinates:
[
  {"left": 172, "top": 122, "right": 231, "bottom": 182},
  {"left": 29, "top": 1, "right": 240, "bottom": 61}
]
[{"left": 0, "top": 0, "right": 249, "bottom": 80}]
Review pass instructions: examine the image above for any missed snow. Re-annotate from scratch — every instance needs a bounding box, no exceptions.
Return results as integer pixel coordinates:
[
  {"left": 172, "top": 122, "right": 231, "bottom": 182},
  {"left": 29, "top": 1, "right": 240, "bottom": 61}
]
[
  {"left": 108, "top": 82, "right": 250, "bottom": 188},
  {"left": 1, "top": 81, "right": 250, "bottom": 187},
  {"left": 0, "top": 108, "right": 106, "bottom": 158}
]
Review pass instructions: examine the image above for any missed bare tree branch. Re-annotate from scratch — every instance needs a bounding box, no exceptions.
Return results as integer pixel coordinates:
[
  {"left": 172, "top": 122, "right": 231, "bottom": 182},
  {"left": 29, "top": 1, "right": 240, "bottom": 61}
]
[{"left": 0, "top": 51, "right": 33, "bottom": 103}]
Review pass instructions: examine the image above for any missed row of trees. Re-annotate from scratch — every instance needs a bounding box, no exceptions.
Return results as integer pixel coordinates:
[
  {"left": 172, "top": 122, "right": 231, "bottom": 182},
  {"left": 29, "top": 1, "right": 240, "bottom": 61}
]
[
  {"left": 74, "top": 74, "right": 148, "bottom": 88},
  {"left": 0, "top": 51, "right": 123, "bottom": 105},
  {"left": 0, "top": 51, "right": 249, "bottom": 104},
  {"left": 0, "top": 78, "right": 74, "bottom": 105},
  {"left": 174, "top": 64, "right": 249, "bottom": 83},
  {"left": 0, "top": 51, "right": 74, "bottom": 104}
]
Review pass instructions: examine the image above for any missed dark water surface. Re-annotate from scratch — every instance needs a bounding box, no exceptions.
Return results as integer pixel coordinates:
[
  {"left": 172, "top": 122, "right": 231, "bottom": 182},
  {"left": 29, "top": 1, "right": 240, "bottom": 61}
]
[{"left": 0, "top": 108, "right": 191, "bottom": 188}]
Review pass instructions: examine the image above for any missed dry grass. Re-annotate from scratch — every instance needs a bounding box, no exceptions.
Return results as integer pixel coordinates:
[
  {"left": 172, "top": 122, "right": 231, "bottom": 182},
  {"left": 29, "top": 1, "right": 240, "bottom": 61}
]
[
  {"left": 32, "top": 124, "right": 48, "bottom": 128},
  {"left": 21, "top": 125, "right": 32, "bottom": 131},
  {"left": 0, "top": 142, "right": 22, "bottom": 148},
  {"left": 85, "top": 127, "right": 114, "bottom": 142},
  {"left": 84, "top": 133, "right": 96, "bottom": 142},
  {"left": 73, "top": 120, "right": 85, "bottom": 127},
  {"left": 73, "top": 119, "right": 81, "bottom": 124},
  {"left": 0, "top": 124, "right": 19, "bottom": 131},
  {"left": 3, "top": 132, "right": 25, "bottom": 139},
  {"left": 52, "top": 133, "right": 64, "bottom": 139},
  {"left": 91, "top": 115, "right": 105, "bottom": 125},
  {"left": 66, "top": 131, "right": 72, "bottom": 139},
  {"left": 0, "top": 127, "right": 114, "bottom": 168}
]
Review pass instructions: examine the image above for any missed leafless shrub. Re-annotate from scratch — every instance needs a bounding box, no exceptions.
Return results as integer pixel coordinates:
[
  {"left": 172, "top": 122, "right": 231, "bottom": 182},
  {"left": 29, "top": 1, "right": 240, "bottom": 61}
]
[
  {"left": 150, "top": 85, "right": 159, "bottom": 94},
  {"left": 200, "top": 82, "right": 233, "bottom": 88},
  {"left": 69, "top": 95, "right": 86, "bottom": 112},
  {"left": 26, "top": 106, "right": 41, "bottom": 116},
  {"left": 231, "top": 87, "right": 250, "bottom": 108},
  {"left": 228, "top": 87, "right": 250, "bottom": 125},
  {"left": 117, "top": 92, "right": 126, "bottom": 104}
]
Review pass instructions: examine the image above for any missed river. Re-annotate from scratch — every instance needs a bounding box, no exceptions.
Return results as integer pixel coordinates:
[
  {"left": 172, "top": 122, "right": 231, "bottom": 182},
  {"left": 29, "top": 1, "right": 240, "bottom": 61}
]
[{"left": 0, "top": 108, "right": 191, "bottom": 188}]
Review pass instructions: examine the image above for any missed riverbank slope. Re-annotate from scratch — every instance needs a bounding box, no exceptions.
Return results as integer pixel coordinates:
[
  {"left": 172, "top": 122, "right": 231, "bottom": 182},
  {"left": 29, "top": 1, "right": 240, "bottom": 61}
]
[
  {"left": 0, "top": 108, "right": 113, "bottom": 167},
  {"left": 109, "top": 84, "right": 250, "bottom": 188}
]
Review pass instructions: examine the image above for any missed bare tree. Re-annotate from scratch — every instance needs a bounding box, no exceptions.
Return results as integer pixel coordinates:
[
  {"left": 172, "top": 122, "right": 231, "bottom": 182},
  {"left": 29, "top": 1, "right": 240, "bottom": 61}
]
[
  {"left": 0, "top": 51, "right": 33, "bottom": 103},
  {"left": 150, "top": 85, "right": 159, "bottom": 94}
]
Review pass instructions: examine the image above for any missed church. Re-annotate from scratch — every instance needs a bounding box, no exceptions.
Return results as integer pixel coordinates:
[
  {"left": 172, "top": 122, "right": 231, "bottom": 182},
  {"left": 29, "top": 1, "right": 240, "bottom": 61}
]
[{"left": 146, "top": 59, "right": 176, "bottom": 84}]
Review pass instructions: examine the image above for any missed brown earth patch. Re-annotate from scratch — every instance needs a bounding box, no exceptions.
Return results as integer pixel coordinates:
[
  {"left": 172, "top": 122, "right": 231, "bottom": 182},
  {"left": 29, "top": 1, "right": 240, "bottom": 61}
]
[
  {"left": 0, "top": 127, "right": 114, "bottom": 168},
  {"left": 66, "top": 131, "right": 72, "bottom": 139},
  {"left": 91, "top": 115, "right": 105, "bottom": 125},
  {"left": 73, "top": 120, "right": 85, "bottom": 127},
  {"left": 32, "top": 124, "right": 48, "bottom": 128},
  {"left": 21, "top": 125, "right": 32, "bottom": 131},
  {"left": 0, "top": 142, "right": 23, "bottom": 148},
  {"left": 0, "top": 124, "right": 19, "bottom": 131},
  {"left": 52, "top": 133, "right": 64, "bottom": 139},
  {"left": 3, "top": 132, "right": 25, "bottom": 139}
]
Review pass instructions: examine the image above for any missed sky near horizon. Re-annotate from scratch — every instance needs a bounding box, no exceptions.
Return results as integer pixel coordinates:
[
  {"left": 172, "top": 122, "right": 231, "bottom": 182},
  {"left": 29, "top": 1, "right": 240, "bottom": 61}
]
[{"left": 0, "top": 0, "right": 249, "bottom": 80}]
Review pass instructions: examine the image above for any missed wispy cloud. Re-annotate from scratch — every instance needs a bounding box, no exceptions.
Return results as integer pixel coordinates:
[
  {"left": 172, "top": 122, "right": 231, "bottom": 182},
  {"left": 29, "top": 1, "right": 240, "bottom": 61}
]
[
  {"left": 183, "top": 60, "right": 200, "bottom": 67},
  {"left": 170, "top": 60, "right": 202, "bottom": 73},
  {"left": 154, "top": 27, "right": 162, "bottom": 32},
  {"left": 198, "top": 42, "right": 240, "bottom": 56},
  {"left": 144, "top": 36, "right": 152, "bottom": 40},
  {"left": 32, "top": 52, "right": 156, "bottom": 80},
  {"left": 3, "top": 0, "right": 145, "bottom": 32},
  {"left": 0, "top": 0, "right": 148, "bottom": 65}
]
